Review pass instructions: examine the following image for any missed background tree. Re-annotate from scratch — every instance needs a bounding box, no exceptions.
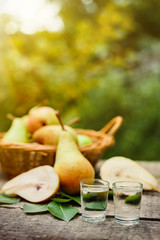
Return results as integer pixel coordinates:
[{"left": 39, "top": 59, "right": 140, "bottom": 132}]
[{"left": 0, "top": 0, "right": 160, "bottom": 160}]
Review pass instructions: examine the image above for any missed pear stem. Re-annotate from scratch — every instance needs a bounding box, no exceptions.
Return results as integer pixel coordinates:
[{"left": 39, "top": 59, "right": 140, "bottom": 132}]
[
  {"left": 67, "top": 117, "right": 80, "bottom": 126},
  {"left": 7, "top": 113, "right": 15, "bottom": 121},
  {"left": 56, "top": 111, "right": 66, "bottom": 131},
  {"left": 38, "top": 99, "right": 48, "bottom": 107}
]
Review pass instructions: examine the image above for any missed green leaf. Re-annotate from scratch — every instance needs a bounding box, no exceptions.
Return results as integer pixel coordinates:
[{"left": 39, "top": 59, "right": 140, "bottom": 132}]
[
  {"left": 60, "top": 192, "right": 81, "bottom": 205},
  {"left": 48, "top": 201, "right": 79, "bottom": 222},
  {"left": 125, "top": 193, "right": 141, "bottom": 205},
  {"left": 85, "top": 201, "right": 107, "bottom": 210},
  {"left": 1, "top": 193, "right": 18, "bottom": 198},
  {"left": 23, "top": 203, "right": 48, "bottom": 213},
  {"left": 0, "top": 193, "right": 20, "bottom": 204},
  {"left": 51, "top": 197, "right": 71, "bottom": 203},
  {"left": 108, "top": 190, "right": 113, "bottom": 200}
]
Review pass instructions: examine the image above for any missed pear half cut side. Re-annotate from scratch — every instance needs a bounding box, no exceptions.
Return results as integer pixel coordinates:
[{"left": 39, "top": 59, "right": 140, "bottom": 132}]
[
  {"left": 1, "top": 166, "right": 60, "bottom": 203},
  {"left": 100, "top": 156, "right": 159, "bottom": 192}
]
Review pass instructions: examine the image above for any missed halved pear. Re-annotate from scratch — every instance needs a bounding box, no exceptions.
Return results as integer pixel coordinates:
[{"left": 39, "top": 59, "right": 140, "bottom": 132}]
[
  {"left": 1, "top": 166, "right": 60, "bottom": 202},
  {"left": 100, "top": 156, "right": 160, "bottom": 192}
]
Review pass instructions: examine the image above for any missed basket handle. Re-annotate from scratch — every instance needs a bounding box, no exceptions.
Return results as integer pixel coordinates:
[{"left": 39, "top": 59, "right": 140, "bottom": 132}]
[{"left": 99, "top": 116, "right": 123, "bottom": 136}]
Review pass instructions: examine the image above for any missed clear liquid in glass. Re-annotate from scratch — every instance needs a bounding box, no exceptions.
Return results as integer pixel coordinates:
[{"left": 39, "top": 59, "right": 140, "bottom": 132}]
[
  {"left": 113, "top": 189, "right": 142, "bottom": 225},
  {"left": 81, "top": 187, "right": 108, "bottom": 223}
]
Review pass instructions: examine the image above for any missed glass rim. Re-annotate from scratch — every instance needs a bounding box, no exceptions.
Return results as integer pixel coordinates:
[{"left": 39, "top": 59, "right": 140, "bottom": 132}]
[
  {"left": 80, "top": 178, "right": 109, "bottom": 187},
  {"left": 112, "top": 180, "right": 143, "bottom": 188}
]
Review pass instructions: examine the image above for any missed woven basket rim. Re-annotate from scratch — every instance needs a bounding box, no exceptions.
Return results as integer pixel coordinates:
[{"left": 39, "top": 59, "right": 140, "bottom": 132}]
[
  {"left": 0, "top": 128, "right": 113, "bottom": 151},
  {"left": 76, "top": 128, "right": 114, "bottom": 150},
  {"left": 0, "top": 140, "right": 56, "bottom": 151},
  {"left": 0, "top": 116, "right": 123, "bottom": 152}
]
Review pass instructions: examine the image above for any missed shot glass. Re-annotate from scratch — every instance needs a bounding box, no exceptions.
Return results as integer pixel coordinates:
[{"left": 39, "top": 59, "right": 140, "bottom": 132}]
[
  {"left": 80, "top": 179, "right": 109, "bottom": 223},
  {"left": 112, "top": 181, "right": 143, "bottom": 226}
]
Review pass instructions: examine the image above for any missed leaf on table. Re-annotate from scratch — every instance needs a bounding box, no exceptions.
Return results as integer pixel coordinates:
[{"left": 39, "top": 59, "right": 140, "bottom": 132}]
[
  {"left": 51, "top": 197, "right": 72, "bottom": 203},
  {"left": 85, "top": 201, "right": 107, "bottom": 210},
  {"left": 1, "top": 193, "right": 18, "bottom": 198},
  {"left": 23, "top": 203, "right": 48, "bottom": 213},
  {"left": 125, "top": 193, "right": 142, "bottom": 205},
  {"left": 60, "top": 192, "right": 81, "bottom": 205},
  {"left": 0, "top": 193, "right": 20, "bottom": 204},
  {"left": 108, "top": 190, "right": 113, "bottom": 200},
  {"left": 48, "top": 201, "right": 79, "bottom": 221}
]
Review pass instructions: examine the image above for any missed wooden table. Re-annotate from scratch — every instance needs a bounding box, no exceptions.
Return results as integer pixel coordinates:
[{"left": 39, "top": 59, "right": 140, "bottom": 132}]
[{"left": 0, "top": 161, "right": 160, "bottom": 240}]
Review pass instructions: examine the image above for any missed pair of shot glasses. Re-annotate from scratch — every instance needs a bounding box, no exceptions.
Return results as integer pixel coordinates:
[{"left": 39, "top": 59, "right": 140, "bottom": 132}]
[{"left": 80, "top": 179, "right": 143, "bottom": 226}]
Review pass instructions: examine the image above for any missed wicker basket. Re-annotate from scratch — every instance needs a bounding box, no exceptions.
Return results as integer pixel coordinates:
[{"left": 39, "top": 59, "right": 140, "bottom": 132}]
[{"left": 0, "top": 116, "right": 123, "bottom": 178}]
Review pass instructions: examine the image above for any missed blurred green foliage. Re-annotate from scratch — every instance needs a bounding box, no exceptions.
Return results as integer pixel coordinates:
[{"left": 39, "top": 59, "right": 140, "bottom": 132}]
[{"left": 0, "top": 0, "right": 160, "bottom": 160}]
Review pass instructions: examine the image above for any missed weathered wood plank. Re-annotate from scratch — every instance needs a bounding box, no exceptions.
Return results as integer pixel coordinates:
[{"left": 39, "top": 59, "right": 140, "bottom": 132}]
[
  {"left": 106, "top": 190, "right": 160, "bottom": 219},
  {"left": 140, "top": 191, "right": 160, "bottom": 219},
  {"left": 138, "top": 161, "right": 160, "bottom": 178},
  {"left": 0, "top": 161, "right": 160, "bottom": 240},
  {"left": 0, "top": 207, "right": 159, "bottom": 240},
  {"left": 0, "top": 168, "right": 8, "bottom": 187}
]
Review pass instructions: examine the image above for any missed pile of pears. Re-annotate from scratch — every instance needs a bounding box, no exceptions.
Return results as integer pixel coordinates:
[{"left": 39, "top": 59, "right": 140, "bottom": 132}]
[
  {"left": 1, "top": 105, "right": 95, "bottom": 202},
  {"left": 3, "top": 105, "right": 92, "bottom": 146}
]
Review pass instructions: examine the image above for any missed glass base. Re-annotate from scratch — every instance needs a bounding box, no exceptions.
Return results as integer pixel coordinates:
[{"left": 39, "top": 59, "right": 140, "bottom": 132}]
[
  {"left": 115, "top": 217, "right": 139, "bottom": 226},
  {"left": 82, "top": 215, "right": 105, "bottom": 223}
]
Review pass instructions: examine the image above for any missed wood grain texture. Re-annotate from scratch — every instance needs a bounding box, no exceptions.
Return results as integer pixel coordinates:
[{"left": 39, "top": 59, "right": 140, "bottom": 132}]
[
  {"left": 106, "top": 190, "right": 160, "bottom": 219},
  {"left": 0, "top": 207, "right": 160, "bottom": 240},
  {"left": 0, "top": 161, "right": 160, "bottom": 240}
]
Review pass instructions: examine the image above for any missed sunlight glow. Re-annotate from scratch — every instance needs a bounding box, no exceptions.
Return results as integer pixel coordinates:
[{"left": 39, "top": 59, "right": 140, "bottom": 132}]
[{"left": 0, "top": 0, "right": 64, "bottom": 34}]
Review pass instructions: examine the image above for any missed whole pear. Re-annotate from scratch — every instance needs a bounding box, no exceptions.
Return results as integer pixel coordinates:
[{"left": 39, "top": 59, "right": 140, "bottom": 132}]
[
  {"left": 77, "top": 134, "right": 92, "bottom": 146},
  {"left": 33, "top": 125, "right": 77, "bottom": 145},
  {"left": 54, "top": 130, "right": 95, "bottom": 195},
  {"left": 27, "top": 106, "right": 59, "bottom": 133},
  {"left": 2, "top": 118, "right": 29, "bottom": 143},
  {"left": 21, "top": 115, "right": 29, "bottom": 127}
]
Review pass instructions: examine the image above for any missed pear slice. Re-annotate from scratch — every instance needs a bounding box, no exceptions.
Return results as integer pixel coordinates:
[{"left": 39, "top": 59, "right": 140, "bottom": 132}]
[
  {"left": 1, "top": 166, "right": 60, "bottom": 203},
  {"left": 100, "top": 156, "right": 160, "bottom": 192}
]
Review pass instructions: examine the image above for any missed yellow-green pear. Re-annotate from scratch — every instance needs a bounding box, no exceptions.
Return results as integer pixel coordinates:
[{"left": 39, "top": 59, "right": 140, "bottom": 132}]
[
  {"left": 21, "top": 114, "right": 29, "bottom": 127},
  {"left": 33, "top": 125, "right": 77, "bottom": 145},
  {"left": 54, "top": 130, "right": 95, "bottom": 195},
  {"left": 77, "top": 134, "right": 92, "bottom": 146},
  {"left": 2, "top": 118, "right": 29, "bottom": 143}
]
